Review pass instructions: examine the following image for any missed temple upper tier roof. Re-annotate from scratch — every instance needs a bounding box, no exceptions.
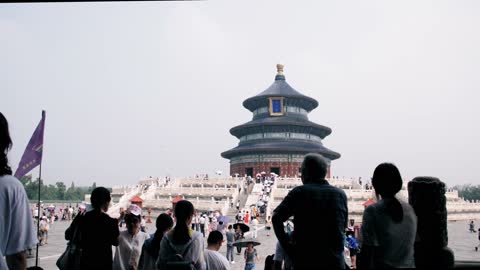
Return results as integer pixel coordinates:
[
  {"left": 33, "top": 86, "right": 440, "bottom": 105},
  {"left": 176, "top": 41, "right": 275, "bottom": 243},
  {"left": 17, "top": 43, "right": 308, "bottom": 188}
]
[{"left": 242, "top": 65, "right": 318, "bottom": 112}]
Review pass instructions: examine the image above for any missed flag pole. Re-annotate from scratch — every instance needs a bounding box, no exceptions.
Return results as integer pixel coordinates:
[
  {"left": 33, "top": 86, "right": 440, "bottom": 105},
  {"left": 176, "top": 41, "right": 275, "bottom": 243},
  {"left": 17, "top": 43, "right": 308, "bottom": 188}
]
[
  {"left": 35, "top": 110, "right": 45, "bottom": 267},
  {"left": 13, "top": 109, "right": 46, "bottom": 267},
  {"left": 35, "top": 163, "right": 42, "bottom": 267}
]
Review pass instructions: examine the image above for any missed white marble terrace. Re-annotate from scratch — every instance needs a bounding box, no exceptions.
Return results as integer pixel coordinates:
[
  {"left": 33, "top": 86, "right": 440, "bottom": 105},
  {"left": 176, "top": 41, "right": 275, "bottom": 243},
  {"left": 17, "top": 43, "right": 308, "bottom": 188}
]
[{"left": 110, "top": 176, "right": 480, "bottom": 221}]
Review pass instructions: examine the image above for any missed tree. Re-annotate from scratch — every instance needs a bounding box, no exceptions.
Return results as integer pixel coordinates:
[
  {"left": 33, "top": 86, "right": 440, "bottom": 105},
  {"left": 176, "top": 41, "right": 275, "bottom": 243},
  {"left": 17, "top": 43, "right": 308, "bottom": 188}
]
[
  {"left": 20, "top": 175, "right": 32, "bottom": 186},
  {"left": 455, "top": 185, "right": 480, "bottom": 201},
  {"left": 18, "top": 178, "right": 109, "bottom": 201},
  {"left": 88, "top": 181, "right": 97, "bottom": 193},
  {"left": 56, "top": 182, "right": 66, "bottom": 200}
]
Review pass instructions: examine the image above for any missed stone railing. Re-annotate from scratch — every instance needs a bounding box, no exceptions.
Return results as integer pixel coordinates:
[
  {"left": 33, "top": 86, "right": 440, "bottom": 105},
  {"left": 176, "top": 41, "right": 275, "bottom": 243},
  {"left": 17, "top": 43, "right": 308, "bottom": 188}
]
[
  {"left": 154, "top": 187, "right": 237, "bottom": 198},
  {"left": 112, "top": 185, "right": 138, "bottom": 195},
  {"left": 107, "top": 186, "right": 142, "bottom": 218},
  {"left": 265, "top": 179, "right": 278, "bottom": 218},
  {"left": 179, "top": 183, "right": 240, "bottom": 189},
  {"left": 273, "top": 188, "right": 376, "bottom": 200},
  {"left": 178, "top": 178, "right": 243, "bottom": 185},
  {"left": 447, "top": 202, "right": 480, "bottom": 213},
  {"left": 144, "top": 198, "right": 229, "bottom": 214}
]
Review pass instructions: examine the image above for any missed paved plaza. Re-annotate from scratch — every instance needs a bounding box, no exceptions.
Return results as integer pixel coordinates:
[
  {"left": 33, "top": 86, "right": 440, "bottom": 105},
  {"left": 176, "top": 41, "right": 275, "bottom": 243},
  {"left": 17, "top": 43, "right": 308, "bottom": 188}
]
[
  {"left": 26, "top": 220, "right": 278, "bottom": 270},
  {"left": 27, "top": 219, "right": 480, "bottom": 270}
]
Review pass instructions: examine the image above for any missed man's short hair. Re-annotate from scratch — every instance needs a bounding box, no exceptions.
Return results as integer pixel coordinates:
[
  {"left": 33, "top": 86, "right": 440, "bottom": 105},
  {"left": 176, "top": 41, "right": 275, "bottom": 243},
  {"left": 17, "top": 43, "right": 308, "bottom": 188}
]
[
  {"left": 301, "top": 153, "right": 328, "bottom": 181},
  {"left": 207, "top": 230, "right": 223, "bottom": 245},
  {"left": 90, "top": 187, "right": 111, "bottom": 210}
]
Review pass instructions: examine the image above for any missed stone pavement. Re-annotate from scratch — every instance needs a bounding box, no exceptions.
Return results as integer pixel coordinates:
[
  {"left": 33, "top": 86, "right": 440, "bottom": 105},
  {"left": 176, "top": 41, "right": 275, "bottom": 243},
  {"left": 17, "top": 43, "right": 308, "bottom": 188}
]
[
  {"left": 26, "top": 221, "right": 278, "bottom": 270},
  {"left": 26, "top": 220, "right": 72, "bottom": 269},
  {"left": 26, "top": 219, "right": 480, "bottom": 269}
]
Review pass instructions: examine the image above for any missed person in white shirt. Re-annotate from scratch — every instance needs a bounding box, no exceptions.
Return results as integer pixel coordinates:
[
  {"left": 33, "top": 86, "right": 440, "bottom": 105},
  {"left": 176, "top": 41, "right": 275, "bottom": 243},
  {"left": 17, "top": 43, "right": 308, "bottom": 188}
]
[
  {"left": 251, "top": 217, "right": 259, "bottom": 239},
  {"left": 0, "top": 113, "right": 38, "bottom": 270},
  {"left": 68, "top": 207, "right": 73, "bottom": 221},
  {"left": 204, "top": 231, "right": 231, "bottom": 270},
  {"left": 39, "top": 216, "right": 50, "bottom": 245},
  {"left": 113, "top": 204, "right": 150, "bottom": 270}
]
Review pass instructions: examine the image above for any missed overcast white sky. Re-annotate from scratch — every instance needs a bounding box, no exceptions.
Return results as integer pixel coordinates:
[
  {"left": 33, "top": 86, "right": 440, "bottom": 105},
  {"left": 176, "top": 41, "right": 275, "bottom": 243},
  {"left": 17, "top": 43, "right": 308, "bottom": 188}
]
[{"left": 1, "top": 1, "right": 479, "bottom": 187}]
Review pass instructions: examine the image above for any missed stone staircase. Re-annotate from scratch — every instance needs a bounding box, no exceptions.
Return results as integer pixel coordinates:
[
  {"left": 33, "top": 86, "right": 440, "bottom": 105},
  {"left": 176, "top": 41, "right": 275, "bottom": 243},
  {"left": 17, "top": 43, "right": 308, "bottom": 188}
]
[{"left": 226, "top": 183, "right": 251, "bottom": 220}]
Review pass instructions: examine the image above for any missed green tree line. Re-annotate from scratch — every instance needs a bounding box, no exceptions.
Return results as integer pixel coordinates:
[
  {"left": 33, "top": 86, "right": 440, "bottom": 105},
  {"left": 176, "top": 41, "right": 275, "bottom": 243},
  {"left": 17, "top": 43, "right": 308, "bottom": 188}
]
[
  {"left": 454, "top": 184, "right": 480, "bottom": 201},
  {"left": 19, "top": 175, "right": 107, "bottom": 201}
]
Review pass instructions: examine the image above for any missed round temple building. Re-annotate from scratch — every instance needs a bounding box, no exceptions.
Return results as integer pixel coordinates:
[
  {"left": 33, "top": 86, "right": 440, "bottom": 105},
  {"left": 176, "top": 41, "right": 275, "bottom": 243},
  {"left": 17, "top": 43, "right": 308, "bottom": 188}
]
[{"left": 221, "top": 64, "right": 341, "bottom": 178}]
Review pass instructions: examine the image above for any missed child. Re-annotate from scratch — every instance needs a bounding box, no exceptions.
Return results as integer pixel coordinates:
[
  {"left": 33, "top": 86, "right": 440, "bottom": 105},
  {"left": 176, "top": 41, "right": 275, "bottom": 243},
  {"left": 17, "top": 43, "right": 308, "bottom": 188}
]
[{"left": 346, "top": 230, "right": 359, "bottom": 269}]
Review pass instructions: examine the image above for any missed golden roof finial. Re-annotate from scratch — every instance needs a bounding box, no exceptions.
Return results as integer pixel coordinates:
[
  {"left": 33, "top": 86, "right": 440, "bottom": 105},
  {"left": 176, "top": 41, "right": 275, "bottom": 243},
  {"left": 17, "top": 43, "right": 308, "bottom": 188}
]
[{"left": 276, "top": 64, "right": 284, "bottom": 75}]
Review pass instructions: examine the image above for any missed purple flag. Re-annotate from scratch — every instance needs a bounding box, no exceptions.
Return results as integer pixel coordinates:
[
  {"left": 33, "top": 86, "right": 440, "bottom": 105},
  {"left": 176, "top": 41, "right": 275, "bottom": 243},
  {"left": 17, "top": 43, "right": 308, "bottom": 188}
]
[{"left": 14, "top": 111, "right": 46, "bottom": 179}]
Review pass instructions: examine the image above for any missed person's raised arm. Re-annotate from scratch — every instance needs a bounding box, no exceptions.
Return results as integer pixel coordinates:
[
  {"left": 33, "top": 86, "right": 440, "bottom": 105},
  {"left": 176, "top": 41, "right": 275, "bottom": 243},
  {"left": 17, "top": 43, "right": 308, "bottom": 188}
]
[{"left": 272, "top": 188, "right": 299, "bottom": 256}]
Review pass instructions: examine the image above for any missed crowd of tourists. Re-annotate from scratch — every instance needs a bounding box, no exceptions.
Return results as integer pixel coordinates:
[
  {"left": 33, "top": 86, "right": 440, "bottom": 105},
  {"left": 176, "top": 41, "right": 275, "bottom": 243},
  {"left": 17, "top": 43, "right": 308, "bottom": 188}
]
[{"left": 0, "top": 111, "right": 449, "bottom": 269}]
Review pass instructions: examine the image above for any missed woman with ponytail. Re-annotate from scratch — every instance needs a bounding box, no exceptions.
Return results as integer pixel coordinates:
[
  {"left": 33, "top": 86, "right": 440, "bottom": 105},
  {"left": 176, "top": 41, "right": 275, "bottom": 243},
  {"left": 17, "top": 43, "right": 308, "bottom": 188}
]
[
  {"left": 138, "top": 213, "right": 173, "bottom": 270},
  {"left": 157, "top": 200, "right": 206, "bottom": 270},
  {"left": 358, "top": 163, "right": 417, "bottom": 269},
  {"left": 0, "top": 112, "right": 37, "bottom": 269}
]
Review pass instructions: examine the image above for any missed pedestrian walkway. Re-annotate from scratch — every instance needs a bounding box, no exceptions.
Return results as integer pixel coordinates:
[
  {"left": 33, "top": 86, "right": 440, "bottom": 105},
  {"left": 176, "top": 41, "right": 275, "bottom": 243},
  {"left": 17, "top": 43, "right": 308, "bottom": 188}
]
[{"left": 26, "top": 217, "right": 480, "bottom": 269}]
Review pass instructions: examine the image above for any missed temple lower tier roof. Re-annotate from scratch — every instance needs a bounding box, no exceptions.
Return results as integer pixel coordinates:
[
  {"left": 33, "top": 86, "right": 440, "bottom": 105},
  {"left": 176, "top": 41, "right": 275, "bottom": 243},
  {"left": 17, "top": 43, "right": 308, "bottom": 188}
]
[{"left": 221, "top": 140, "right": 341, "bottom": 160}]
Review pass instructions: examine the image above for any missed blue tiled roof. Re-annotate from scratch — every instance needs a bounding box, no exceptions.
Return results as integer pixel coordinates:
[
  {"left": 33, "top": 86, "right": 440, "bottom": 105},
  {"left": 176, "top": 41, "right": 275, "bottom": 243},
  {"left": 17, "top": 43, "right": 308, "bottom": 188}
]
[{"left": 243, "top": 74, "right": 319, "bottom": 112}]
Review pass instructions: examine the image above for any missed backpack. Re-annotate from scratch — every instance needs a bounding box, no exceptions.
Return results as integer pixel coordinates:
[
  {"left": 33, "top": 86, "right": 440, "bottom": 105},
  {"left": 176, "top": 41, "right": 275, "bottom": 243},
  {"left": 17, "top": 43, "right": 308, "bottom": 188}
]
[
  {"left": 165, "top": 235, "right": 196, "bottom": 270},
  {"left": 347, "top": 236, "right": 359, "bottom": 251}
]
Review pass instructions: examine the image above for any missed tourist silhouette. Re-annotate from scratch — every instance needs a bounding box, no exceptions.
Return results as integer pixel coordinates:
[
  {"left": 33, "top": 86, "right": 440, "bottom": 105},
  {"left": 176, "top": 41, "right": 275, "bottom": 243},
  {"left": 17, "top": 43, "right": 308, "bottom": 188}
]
[
  {"left": 272, "top": 153, "right": 348, "bottom": 269},
  {"left": 358, "top": 163, "right": 417, "bottom": 269}
]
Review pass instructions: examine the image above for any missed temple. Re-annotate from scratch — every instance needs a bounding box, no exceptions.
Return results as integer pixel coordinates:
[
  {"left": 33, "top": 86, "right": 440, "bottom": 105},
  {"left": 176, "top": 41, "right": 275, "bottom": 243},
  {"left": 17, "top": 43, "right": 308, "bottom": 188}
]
[{"left": 221, "top": 64, "right": 340, "bottom": 177}]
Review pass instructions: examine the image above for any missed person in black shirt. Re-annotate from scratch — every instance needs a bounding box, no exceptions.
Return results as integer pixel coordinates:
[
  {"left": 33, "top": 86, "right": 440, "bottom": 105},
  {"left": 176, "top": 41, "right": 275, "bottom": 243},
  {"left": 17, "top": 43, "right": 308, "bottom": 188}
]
[
  {"left": 272, "top": 153, "right": 348, "bottom": 269},
  {"left": 65, "top": 187, "right": 119, "bottom": 270}
]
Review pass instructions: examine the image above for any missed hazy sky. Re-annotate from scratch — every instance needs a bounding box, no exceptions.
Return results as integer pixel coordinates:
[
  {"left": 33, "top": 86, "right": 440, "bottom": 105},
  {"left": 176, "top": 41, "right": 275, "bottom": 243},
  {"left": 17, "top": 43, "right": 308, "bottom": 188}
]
[{"left": 2, "top": 1, "right": 479, "bottom": 187}]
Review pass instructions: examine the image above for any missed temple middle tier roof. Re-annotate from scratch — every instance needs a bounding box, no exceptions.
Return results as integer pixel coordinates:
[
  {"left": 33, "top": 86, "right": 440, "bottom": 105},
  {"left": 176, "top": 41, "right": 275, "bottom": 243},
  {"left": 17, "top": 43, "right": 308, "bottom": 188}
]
[{"left": 229, "top": 116, "right": 333, "bottom": 139}]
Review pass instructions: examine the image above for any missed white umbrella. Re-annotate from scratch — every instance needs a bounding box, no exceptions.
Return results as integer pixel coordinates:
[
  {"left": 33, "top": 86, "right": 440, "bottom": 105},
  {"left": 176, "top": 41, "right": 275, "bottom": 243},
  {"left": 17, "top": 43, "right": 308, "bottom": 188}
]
[{"left": 261, "top": 171, "right": 266, "bottom": 174}]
